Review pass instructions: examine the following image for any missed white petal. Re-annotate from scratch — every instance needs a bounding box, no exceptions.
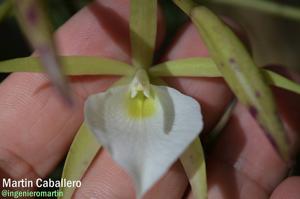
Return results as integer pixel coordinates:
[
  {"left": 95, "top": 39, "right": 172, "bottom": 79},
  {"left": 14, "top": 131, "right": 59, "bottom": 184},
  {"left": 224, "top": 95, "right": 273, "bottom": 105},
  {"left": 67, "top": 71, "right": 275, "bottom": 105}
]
[{"left": 84, "top": 85, "right": 203, "bottom": 198}]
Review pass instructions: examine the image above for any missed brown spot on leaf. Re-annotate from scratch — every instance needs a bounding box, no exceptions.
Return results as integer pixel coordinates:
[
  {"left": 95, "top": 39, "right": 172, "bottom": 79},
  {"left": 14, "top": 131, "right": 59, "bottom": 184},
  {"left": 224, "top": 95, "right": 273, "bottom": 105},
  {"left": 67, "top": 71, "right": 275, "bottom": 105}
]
[
  {"left": 37, "top": 45, "right": 51, "bottom": 56},
  {"left": 255, "top": 91, "right": 261, "bottom": 98},
  {"left": 26, "top": 4, "right": 38, "bottom": 25},
  {"left": 229, "top": 58, "right": 236, "bottom": 64},
  {"left": 248, "top": 106, "right": 258, "bottom": 118}
]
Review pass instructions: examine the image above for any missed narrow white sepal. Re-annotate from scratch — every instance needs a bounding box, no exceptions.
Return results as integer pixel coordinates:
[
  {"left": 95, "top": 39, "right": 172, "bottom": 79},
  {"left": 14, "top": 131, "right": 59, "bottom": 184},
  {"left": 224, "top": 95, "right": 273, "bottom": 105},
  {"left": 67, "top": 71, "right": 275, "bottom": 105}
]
[{"left": 84, "top": 85, "right": 203, "bottom": 198}]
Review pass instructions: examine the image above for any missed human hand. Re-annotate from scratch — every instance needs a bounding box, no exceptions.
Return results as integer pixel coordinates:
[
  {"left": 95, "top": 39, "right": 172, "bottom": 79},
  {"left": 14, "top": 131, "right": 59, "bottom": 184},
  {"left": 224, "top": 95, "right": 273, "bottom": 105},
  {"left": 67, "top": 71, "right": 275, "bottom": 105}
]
[{"left": 0, "top": 0, "right": 299, "bottom": 198}]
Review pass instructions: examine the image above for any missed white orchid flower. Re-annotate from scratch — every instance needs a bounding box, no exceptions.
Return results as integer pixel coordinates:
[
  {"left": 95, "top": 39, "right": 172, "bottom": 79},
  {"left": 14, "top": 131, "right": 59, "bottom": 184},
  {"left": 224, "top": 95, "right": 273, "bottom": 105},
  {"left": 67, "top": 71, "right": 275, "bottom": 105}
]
[{"left": 84, "top": 68, "right": 204, "bottom": 197}]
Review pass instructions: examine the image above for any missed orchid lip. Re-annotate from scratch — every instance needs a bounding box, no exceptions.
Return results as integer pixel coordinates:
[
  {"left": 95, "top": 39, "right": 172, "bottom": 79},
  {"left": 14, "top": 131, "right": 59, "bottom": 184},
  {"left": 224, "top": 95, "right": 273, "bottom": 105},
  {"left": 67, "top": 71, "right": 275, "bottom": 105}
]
[{"left": 84, "top": 83, "right": 203, "bottom": 197}]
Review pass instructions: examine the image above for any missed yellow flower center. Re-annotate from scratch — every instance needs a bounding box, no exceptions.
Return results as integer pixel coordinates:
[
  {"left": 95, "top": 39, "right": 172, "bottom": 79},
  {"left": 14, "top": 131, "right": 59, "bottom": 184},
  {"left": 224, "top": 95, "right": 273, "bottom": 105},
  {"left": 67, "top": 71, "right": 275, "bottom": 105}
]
[
  {"left": 125, "top": 91, "right": 156, "bottom": 119},
  {"left": 126, "top": 69, "right": 156, "bottom": 119}
]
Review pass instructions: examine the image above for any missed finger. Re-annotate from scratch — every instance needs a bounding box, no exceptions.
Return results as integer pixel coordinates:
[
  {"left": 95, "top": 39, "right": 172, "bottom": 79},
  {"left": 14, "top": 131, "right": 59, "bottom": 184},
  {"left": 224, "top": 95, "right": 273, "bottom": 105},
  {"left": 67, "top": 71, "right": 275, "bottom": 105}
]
[
  {"left": 206, "top": 86, "right": 300, "bottom": 198},
  {"left": 185, "top": 176, "right": 300, "bottom": 199},
  {"left": 0, "top": 0, "right": 139, "bottom": 180},
  {"left": 162, "top": 23, "right": 233, "bottom": 133},
  {"left": 270, "top": 176, "right": 300, "bottom": 199},
  {"left": 74, "top": 150, "right": 188, "bottom": 199}
]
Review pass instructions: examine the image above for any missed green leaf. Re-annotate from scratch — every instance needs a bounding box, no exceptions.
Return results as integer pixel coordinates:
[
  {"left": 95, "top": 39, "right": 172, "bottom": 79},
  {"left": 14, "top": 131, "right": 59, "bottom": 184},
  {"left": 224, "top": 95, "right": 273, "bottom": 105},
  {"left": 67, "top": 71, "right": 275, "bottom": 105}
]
[
  {"left": 0, "top": 56, "right": 134, "bottom": 75},
  {"left": 0, "top": 0, "right": 13, "bottom": 22},
  {"left": 59, "top": 123, "right": 101, "bottom": 199},
  {"left": 210, "top": 0, "right": 300, "bottom": 22},
  {"left": 149, "top": 58, "right": 221, "bottom": 77},
  {"left": 172, "top": 0, "right": 198, "bottom": 15},
  {"left": 190, "top": 6, "right": 290, "bottom": 160},
  {"left": 180, "top": 138, "right": 207, "bottom": 199},
  {"left": 15, "top": 0, "right": 71, "bottom": 102},
  {"left": 130, "top": 0, "right": 157, "bottom": 69}
]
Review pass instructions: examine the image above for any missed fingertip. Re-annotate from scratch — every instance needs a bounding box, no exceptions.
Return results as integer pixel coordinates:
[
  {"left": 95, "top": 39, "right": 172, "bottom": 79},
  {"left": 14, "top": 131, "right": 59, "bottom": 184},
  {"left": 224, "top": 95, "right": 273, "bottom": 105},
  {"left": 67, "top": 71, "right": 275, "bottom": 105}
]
[
  {"left": 160, "top": 22, "right": 232, "bottom": 132},
  {"left": 74, "top": 150, "right": 188, "bottom": 199},
  {"left": 73, "top": 150, "right": 135, "bottom": 199}
]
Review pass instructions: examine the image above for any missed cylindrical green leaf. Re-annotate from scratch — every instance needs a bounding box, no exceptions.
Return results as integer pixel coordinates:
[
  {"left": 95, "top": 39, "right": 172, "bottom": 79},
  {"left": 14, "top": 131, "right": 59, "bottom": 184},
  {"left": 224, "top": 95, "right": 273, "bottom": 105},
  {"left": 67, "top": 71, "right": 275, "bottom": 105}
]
[
  {"left": 191, "top": 6, "right": 289, "bottom": 160},
  {"left": 130, "top": 0, "right": 157, "bottom": 69},
  {"left": 15, "top": 0, "right": 72, "bottom": 103},
  {"left": 211, "top": 0, "right": 300, "bottom": 21}
]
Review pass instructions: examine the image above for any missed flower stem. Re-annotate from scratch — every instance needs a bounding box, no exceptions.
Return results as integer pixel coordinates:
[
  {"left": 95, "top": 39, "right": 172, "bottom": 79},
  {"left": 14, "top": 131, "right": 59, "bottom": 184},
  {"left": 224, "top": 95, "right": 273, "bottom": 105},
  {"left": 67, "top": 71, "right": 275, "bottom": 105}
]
[{"left": 210, "top": 0, "right": 300, "bottom": 21}]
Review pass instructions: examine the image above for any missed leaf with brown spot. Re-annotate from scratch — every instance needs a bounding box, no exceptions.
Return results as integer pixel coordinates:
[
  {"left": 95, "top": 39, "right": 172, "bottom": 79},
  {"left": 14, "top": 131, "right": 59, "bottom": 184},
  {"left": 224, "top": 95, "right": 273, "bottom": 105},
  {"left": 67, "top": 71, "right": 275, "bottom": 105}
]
[
  {"left": 189, "top": 6, "right": 289, "bottom": 160},
  {"left": 14, "top": 0, "right": 72, "bottom": 104}
]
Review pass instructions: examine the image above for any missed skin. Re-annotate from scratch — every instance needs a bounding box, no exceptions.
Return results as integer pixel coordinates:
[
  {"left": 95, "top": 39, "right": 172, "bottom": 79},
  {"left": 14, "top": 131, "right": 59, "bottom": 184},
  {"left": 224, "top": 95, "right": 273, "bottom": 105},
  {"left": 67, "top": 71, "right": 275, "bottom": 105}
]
[{"left": 0, "top": 0, "right": 300, "bottom": 198}]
